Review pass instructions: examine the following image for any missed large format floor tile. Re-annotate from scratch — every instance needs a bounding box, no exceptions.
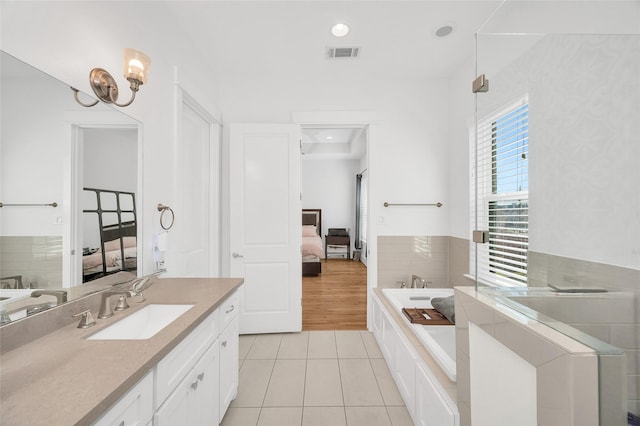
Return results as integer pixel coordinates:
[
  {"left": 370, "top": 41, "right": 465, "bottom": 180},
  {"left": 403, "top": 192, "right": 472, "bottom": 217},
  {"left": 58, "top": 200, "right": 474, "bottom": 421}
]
[
  {"left": 335, "top": 331, "right": 369, "bottom": 358},
  {"left": 246, "top": 334, "right": 283, "bottom": 359},
  {"left": 339, "top": 359, "right": 385, "bottom": 406},
  {"left": 258, "top": 407, "right": 303, "bottom": 426},
  {"left": 278, "top": 332, "right": 310, "bottom": 359},
  {"left": 302, "top": 407, "right": 347, "bottom": 426},
  {"left": 308, "top": 331, "right": 338, "bottom": 359},
  {"left": 304, "top": 359, "right": 344, "bottom": 406},
  {"left": 226, "top": 331, "right": 413, "bottom": 426},
  {"left": 345, "top": 407, "right": 392, "bottom": 426},
  {"left": 231, "top": 359, "right": 275, "bottom": 407},
  {"left": 263, "top": 359, "right": 307, "bottom": 407}
]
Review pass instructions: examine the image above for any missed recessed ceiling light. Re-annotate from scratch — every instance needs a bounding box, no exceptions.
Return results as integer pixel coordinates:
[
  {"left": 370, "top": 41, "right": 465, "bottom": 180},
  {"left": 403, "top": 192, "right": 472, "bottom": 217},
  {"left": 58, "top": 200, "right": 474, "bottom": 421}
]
[
  {"left": 331, "top": 23, "right": 350, "bottom": 37},
  {"left": 326, "top": 136, "right": 334, "bottom": 140},
  {"left": 435, "top": 25, "right": 454, "bottom": 38}
]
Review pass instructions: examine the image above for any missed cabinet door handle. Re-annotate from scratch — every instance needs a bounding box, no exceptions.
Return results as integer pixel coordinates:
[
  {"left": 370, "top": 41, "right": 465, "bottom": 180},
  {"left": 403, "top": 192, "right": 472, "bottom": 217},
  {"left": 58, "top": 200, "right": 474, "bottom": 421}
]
[
  {"left": 191, "top": 380, "right": 199, "bottom": 390},
  {"left": 222, "top": 340, "right": 227, "bottom": 348},
  {"left": 198, "top": 372, "right": 205, "bottom": 381},
  {"left": 225, "top": 305, "right": 235, "bottom": 314},
  {"left": 232, "top": 252, "right": 244, "bottom": 258}
]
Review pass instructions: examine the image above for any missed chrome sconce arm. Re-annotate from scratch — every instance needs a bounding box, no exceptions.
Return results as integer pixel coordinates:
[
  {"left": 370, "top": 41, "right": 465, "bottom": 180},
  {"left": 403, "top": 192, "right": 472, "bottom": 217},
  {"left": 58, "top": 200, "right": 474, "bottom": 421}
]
[{"left": 72, "top": 48, "right": 150, "bottom": 108}]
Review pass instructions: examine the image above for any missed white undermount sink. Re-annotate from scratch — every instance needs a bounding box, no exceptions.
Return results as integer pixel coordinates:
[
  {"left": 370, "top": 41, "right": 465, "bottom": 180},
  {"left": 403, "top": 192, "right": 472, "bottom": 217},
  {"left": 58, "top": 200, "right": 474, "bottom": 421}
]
[{"left": 87, "top": 304, "right": 194, "bottom": 340}]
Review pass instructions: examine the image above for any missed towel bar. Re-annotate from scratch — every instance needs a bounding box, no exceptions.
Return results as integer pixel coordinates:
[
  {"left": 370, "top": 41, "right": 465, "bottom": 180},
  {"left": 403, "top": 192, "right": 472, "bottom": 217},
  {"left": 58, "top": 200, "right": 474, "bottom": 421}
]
[
  {"left": 0, "top": 202, "right": 58, "bottom": 208},
  {"left": 383, "top": 202, "right": 443, "bottom": 208}
]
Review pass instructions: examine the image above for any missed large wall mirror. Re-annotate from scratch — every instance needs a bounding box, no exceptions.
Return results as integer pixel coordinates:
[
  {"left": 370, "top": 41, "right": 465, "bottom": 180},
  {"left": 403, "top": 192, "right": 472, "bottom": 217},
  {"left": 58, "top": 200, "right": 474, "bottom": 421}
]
[{"left": 0, "top": 50, "right": 141, "bottom": 324}]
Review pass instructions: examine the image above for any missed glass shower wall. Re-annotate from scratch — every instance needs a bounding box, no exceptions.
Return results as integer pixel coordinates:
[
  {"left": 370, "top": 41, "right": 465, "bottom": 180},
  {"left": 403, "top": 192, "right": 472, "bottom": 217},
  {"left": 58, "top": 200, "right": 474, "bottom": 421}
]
[{"left": 473, "top": 1, "right": 640, "bottom": 424}]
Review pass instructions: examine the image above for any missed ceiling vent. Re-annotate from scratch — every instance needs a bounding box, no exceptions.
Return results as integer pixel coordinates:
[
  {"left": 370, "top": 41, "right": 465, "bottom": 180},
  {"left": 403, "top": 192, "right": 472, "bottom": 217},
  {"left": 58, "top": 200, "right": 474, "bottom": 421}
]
[{"left": 327, "top": 47, "right": 360, "bottom": 59}]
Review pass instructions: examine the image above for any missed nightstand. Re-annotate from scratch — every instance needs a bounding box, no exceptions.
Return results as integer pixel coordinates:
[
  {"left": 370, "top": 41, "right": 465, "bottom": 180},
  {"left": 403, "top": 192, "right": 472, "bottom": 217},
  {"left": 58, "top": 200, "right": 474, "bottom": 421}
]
[{"left": 325, "top": 234, "right": 350, "bottom": 259}]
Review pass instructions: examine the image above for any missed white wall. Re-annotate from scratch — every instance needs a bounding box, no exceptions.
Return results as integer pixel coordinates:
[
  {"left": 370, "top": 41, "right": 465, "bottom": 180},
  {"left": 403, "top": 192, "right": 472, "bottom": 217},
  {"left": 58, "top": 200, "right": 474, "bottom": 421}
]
[
  {"left": 1, "top": 1, "right": 222, "bottom": 275},
  {"left": 220, "top": 73, "right": 452, "bottom": 281},
  {"left": 302, "top": 158, "right": 360, "bottom": 251},
  {"left": 446, "top": 56, "right": 475, "bottom": 241},
  {"left": 475, "top": 34, "right": 640, "bottom": 271},
  {"left": 83, "top": 128, "right": 137, "bottom": 192},
  {"left": 1, "top": 73, "right": 74, "bottom": 236}
]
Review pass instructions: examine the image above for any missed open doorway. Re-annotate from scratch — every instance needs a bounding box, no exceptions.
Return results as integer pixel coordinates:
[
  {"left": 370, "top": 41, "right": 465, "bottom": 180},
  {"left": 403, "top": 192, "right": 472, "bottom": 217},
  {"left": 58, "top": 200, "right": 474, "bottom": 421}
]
[{"left": 301, "top": 125, "right": 368, "bottom": 330}]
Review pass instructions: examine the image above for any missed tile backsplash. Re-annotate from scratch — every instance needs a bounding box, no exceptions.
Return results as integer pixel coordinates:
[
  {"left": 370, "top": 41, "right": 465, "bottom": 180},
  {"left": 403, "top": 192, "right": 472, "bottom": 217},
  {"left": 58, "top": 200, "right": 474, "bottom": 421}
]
[
  {"left": 377, "top": 235, "right": 472, "bottom": 289},
  {"left": 0, "top": 236, "right": 63, "bottom": 288}
]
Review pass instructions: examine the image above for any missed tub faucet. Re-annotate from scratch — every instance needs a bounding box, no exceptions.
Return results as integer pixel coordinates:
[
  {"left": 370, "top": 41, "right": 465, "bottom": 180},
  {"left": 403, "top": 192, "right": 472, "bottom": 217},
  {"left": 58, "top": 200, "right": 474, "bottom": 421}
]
[
  {"left": 31, "top": 289, "right": 68, "bottom": 304},
  {"left": 411, "top": 275, "right": 431, "bottom": 289}
]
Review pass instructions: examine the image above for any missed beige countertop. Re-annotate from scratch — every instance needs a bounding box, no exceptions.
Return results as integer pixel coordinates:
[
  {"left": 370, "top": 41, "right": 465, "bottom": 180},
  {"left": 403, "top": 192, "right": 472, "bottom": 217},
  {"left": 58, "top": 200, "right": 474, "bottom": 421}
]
[{"left": 0, "top": 277, "right": 243, "bottom": 426}]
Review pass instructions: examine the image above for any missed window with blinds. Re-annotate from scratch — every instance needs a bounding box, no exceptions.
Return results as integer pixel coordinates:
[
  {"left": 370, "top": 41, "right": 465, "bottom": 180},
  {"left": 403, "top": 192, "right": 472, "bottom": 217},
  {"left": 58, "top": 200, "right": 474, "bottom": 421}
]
[{"left": 471, "top": 98, "right": 529, "bottom": 286}]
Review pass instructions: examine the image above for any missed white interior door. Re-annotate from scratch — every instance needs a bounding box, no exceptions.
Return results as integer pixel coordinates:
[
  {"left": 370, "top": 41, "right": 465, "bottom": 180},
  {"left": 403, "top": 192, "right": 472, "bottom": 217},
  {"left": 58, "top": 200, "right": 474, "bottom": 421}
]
[
  {"left": 230, "top": 123, "right": 302, "bottom": 334},
  {"left": 171, "top": 91, "right": 220, "bottom": 277}
]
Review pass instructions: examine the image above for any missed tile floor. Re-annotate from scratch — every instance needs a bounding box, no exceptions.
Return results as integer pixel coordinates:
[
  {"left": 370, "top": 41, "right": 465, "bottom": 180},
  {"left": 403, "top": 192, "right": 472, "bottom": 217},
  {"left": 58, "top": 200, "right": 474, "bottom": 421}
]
[{"left": 220, "top": 330, "right": 414, "bottom": 426}]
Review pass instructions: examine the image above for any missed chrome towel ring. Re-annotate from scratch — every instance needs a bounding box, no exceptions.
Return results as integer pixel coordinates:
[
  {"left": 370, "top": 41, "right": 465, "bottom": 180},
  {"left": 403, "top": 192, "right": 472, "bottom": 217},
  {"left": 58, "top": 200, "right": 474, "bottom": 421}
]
[{"left": 157, "top": 204, "right": 175, "bottom": 230}]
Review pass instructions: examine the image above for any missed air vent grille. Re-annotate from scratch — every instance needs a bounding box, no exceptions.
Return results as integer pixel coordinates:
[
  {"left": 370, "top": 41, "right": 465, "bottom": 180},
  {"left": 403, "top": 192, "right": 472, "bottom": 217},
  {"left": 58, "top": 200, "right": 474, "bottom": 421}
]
[{"left": 327, "top": 47, "right": 360, "bottom": 59}]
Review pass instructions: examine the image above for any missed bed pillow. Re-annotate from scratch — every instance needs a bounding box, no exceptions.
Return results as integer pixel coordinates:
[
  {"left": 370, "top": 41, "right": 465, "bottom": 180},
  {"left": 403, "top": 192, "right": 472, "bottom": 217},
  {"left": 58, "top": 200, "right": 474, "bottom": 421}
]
[{"left": 302, "top": 225, "right": 317, "bottom": 237}]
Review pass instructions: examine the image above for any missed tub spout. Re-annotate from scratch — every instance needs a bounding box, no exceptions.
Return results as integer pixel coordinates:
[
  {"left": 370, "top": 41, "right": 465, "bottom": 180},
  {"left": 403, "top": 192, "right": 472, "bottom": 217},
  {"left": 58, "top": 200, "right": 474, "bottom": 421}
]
[{"left": 411, "top": 275, "right": 431, "bottom": 288}]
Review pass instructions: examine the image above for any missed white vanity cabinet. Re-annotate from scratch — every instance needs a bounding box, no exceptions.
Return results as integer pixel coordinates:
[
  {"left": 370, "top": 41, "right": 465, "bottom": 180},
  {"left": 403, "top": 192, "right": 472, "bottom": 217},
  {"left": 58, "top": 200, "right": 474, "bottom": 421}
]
[
  {"left": 93, "top": 289, "right": 240, "bottom": 426},
  {"left": 218, "top": 315, "right": 239, "bottom": 420},
  {"left": 154, "top": 340, "right": 220, "bottom": 426},
  {"left": 92, "top": 371, "right": 154, "bottom": 426},
  {"left": 371, "top": 291, "right": 458, "bottom": 426}
]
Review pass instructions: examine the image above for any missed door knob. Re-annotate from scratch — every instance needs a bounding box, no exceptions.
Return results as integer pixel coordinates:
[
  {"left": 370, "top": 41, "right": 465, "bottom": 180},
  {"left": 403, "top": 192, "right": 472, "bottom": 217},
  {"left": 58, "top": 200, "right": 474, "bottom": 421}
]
[{"left": 232, "top": 252, "right": 244, "bottom": 258}]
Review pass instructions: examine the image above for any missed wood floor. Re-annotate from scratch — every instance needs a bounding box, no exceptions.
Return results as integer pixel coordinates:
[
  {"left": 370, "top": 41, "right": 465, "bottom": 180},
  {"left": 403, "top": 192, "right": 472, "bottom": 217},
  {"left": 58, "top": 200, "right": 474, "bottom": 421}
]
[{"left": 302, "top": 259, "right": 367, "bottom": 330}]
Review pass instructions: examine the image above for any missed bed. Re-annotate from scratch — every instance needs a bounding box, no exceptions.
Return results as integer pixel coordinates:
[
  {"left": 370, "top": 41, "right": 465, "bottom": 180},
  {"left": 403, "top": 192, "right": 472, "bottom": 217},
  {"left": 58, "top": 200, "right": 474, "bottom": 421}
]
[
  {"left": 82, "top": 188, "right": 137, "bottom": 282},
  {"left": 302, "top": 209, "right": 323, "bottom": 276}
]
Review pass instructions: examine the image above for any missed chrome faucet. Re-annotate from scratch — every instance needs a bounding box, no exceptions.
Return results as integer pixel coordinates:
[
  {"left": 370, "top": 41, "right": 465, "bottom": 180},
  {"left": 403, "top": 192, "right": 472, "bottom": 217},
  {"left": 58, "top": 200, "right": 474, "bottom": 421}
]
[
  {"left": 98, "top": 290, "right": 135, "bottom": 319},
  {"left": 411, "top": 275, "right": 431, "bottom": 289},
  {"left": 98, "top": 271, "right": 163, "bottom": 318}
]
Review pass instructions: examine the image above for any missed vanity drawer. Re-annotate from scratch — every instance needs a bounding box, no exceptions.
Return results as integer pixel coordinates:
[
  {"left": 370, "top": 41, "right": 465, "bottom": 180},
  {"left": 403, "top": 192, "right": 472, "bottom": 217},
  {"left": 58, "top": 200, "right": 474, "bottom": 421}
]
[
  {"left": 93, "top": 370, "right": 154, "bottom": 426},
  {"left": 219, "top": 290, "right": 239, "bottom": 330},
  {"left": 155, "top": 309, "right": 218, "bottom": 407}
]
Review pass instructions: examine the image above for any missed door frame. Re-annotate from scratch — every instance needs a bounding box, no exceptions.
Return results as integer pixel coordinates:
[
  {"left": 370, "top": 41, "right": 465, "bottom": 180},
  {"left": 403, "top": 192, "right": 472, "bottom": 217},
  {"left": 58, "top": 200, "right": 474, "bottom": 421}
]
[
  {"left": 64, "top": 109, "right": 143, "bottom": 287},
  {"left": 172, "top": 84, "right": 221, "bottom": 277},
  {"left": 292, "top": 110, "right": 376, "bottom": 329}
]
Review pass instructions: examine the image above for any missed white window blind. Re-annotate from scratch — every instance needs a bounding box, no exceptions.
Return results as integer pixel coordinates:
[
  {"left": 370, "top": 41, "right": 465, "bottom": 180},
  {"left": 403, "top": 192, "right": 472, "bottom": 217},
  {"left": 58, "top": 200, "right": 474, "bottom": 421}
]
[{"left": 471, "top": 98, "right": 529, "bottom": 286}]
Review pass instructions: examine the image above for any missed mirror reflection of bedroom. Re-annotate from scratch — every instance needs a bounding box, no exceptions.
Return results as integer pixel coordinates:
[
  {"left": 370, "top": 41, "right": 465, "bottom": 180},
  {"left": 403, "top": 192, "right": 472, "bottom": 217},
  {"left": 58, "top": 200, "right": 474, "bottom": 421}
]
[
  {"left": 81, "top": 128, "right": 138, "bottom": 283},
  {"left": 301, "top": 126, "right": 368, "bottom": 330}
]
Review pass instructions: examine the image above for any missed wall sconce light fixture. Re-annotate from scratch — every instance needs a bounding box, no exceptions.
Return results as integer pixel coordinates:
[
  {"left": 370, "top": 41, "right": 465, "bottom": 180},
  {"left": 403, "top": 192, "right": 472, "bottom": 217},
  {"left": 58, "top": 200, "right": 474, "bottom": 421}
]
[{"left": 72, "top": 48, "right": 151, "bottom": 108}]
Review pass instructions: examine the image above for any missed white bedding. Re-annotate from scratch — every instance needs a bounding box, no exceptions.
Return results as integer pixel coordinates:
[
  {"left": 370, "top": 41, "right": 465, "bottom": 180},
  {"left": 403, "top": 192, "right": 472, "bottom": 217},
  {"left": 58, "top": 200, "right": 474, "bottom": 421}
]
[{"left": 302, "top": 235, "right": 323, "bottom": 258}]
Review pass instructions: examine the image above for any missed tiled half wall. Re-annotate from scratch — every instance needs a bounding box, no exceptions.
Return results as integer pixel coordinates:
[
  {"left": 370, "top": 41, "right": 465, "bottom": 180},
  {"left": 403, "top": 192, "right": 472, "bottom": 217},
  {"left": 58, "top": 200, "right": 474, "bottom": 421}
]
[
  {"left": 377, "top": 235, "right": 474, "bottom": 289},
  {"left": 0, "top": 236, "right": 63, "bottom": 288}
]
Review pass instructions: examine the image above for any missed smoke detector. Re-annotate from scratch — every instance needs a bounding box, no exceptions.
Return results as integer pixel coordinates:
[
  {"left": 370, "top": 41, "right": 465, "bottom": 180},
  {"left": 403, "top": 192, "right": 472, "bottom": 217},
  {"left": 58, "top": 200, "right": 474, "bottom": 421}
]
[{"left": 327, "top": 47, "right": 360, "bottom": 59}]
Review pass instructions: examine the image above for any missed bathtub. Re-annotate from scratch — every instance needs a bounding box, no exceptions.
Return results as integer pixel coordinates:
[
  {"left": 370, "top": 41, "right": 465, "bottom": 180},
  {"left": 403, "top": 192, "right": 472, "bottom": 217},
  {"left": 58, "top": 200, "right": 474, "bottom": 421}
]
[{"left": 382, "top": 288, "right": 457, "bottom": 381}]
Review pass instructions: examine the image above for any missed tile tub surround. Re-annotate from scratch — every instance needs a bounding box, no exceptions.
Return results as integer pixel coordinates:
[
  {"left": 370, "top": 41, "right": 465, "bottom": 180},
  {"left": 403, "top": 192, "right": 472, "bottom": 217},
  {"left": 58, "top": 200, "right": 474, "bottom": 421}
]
[
  {"left": 454, "top": 286, "right": 616, "bottom": 426},
  {"left": 528, "top": 251, "right": 640, "bottom": 415},
  {"left": 377, "top": 236, "right": 473, "bottom": 289},
  {"left": 0, "top": 235, "right": 63, "bottom": 288},
  {"left": 225, "top": 330, "right": 413, "bottom": 426},
  {"left": 0, "top": 277, "right": 243, "bottom": 425},
  {"left": 528, "top": 250, "right": 640, "bottom": 294}
]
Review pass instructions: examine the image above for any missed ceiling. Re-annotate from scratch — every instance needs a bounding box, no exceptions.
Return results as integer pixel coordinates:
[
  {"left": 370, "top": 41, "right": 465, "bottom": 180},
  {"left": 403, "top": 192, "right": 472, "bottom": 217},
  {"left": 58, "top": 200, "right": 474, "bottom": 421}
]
[
  {"left": 164, "top": 1, "right": 502, "bottom": 159},
  {"left": 301, "top": 126, "right": 366, "bottom": 160},
  {"left": 166, "top": 1, "right": 501, "bottom": 80}
]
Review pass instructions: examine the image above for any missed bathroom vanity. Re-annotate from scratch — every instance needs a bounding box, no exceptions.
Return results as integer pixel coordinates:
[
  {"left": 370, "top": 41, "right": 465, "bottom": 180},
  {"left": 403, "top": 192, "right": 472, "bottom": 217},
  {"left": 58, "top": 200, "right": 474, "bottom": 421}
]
[{"left": 0, "top": 277, "right": 242, "bottom": 425}]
